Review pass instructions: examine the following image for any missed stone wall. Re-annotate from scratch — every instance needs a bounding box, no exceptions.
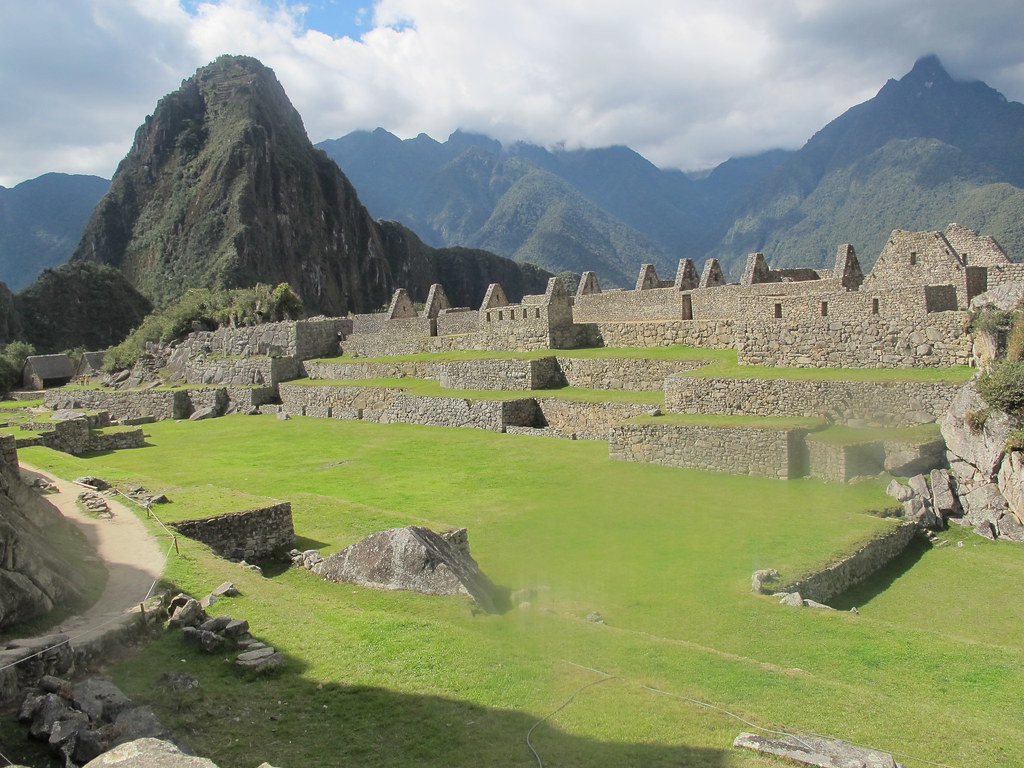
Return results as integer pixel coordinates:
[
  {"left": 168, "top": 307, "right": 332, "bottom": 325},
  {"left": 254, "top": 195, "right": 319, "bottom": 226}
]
[
  {"left": 278, "top": 383, "right": 398, "bottom": 411},
  {"left": 429, "top": 358, "right": 565, "bottom": 391},
  {"left": 303, "top": 360, "right": 431, "bottom": 381},
  {"left": 734, "top": 313, "right": 971, "bottom": 369},
  {"left": 609, "top": 422, "right": 808, "bottom": 478},
  {"left": 985, "top": 262, "right": 1024, "bottom": 290},
  {"left": 0, "top": 434, "right": 17, "bottom": 467},
  {"left": 554, "top": 356, "right": 710, "bottom": 391},
  {"left": 573, "top": 288, "right": 692, "bottom": 323},
  {"left": 45, "top": 389, "right": 188, "bottom": 421},
  {"left": 85, "top": 428, "right": 146, "bottom": 453},
  {"left": 664, "top": 376, "right": 959, "bottom": 426},
  {"left": 536, "top": 399, "right": 654, "bottom": 439},
  {"left": 183, "top": 317, "right": 348, "bottom": 360},
  {"left": 436, "top": 309, "right": 481, "bottom": 336},
  {"left": 169, "top": 503, "right": 294, "bottom": 562},
  {"left": 592, "top": 320, "right": 735, "bottom": 349},
  {"left": 184, "top": 355, "right": 300, "bottom": 387},
  {"left": 776, "top": 522, "right": 919, "bottom": 604}
]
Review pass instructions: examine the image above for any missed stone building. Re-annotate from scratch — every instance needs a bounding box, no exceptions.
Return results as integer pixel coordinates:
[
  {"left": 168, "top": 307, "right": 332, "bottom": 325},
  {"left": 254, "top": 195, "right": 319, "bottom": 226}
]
[{"left": 22, "top": 354, "right": 75, "bottom": 390}]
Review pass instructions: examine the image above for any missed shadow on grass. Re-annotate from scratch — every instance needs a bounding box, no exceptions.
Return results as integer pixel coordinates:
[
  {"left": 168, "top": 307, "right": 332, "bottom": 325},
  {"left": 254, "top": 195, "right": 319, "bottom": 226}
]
[
  {"left": 110, "top": 633, "right": 733, "bottom": 768},
  {"left": 829, "top": 537, "right": 931, "bottom": 610}
]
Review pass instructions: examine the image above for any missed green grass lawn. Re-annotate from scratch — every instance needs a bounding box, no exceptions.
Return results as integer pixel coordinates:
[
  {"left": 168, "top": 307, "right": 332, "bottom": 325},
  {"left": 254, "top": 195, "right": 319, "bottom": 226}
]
[{"left": 12, "top": 415, "right": 1023, "bottom": 768}]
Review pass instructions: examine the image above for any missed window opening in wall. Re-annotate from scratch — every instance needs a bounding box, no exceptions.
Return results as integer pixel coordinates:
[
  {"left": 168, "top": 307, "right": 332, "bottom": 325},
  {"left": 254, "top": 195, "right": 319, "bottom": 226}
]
[
  {"left": 497, "top": 311, "right": 503, "bottom": 320},
  {"left": 774, "top": 303, "right": 782, "bottom": 319},
  {"left": 534, "top": 308, "right": 540, "bottom": 319},
  {"left": 523, "top": 309, "right": 528, "bottom": 319},
  {"left": 485, "top": 312, "right": 491, "bottom": 323},
  {"left": 963, "top": 253, "right": 969, "bottom": 265},
  {"left": 872, "top": 298, "right": 879, "bottom": 315},
  {"left": 909, "top": 252, "right": 917, "bottom": 265},
  {"left": 820, "top": 301, "right": 828, "bottom": 317}
]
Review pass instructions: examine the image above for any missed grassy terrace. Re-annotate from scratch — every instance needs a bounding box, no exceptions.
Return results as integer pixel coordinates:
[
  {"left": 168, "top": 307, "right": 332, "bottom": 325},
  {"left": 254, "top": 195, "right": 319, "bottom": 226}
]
[
  {"left": 7, "top": 414, "right": 1022, "bottom": 768},
  {"left": 286, "top": 377, "right": 665, "bottom": 405},
  {"left": 316, "top": 346, "right": 974, "bottom": 383}
]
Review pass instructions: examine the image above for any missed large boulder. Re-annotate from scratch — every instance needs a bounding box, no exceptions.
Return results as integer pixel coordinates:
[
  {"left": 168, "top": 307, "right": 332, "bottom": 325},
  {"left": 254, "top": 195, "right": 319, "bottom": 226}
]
[
  {"left": 313, "top": 526, "right": 501, "bottom": 613},
  {"left": 83, "top": 738, "right": 219, "bottom": 767},
  {"left": 940, "top": 380, "right": 1017, "bottom": 483}
]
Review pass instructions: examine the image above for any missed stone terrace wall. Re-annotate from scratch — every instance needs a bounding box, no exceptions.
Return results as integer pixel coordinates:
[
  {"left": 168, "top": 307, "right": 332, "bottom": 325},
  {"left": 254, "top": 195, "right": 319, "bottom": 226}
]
[
  {"left": 169, "top": 503, "right": 294, "bottom": 562},
  {"left": 536, "top": 399, "right": 654, "bottom": 439},
  {"left": 0, "top": 434, "right": 17, "bottom": 467},
  {"left": 191, "top": 318, "right": 346, "bottom": 359},
  {"left": 664, "top": 376, "right": 959, "bottom": 426},
  {"left": 278, "top": 383, "right": 398, "bottom": 412},
  {"left": 593, "top": 320, "right": 734, "bottom": 349},
  {"left": 807, "top": 440, "right": 887, "bottom": 483},
  {"left": 303, "top": 360, "right": 432, "bottom": 380},
  {"left": 429, "top": 358, "right": 565, "bottom": 391},
  {"left": 777, "top": 522, "right": 918, "bottom": 604},
  {"left": 735, "top": 313, "right": 971, "bottom": 369},
  {"left": 554, "top": 357, "right": 710, "bottom": 391},
  {"left": 184, "top": 356, "right": 300, "bottom": 387},
  {"left": 609, "top": 423, "right": 807, "bottom": 478},
  {"left": 436, "top": 309, "right": 480, "bottom": 336},
  {"left": 45, "top": 389, "right": 188, "bottom": 421},
  {"left": 368, "top": 395, "right": 541, "bottom": 432}
]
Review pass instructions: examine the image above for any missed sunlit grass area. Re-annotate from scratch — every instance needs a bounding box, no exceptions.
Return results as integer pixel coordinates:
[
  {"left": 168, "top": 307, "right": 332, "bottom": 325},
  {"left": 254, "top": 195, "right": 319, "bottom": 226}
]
[{"left": 12, "top": 414, "right": 1023, "bottom": 768}]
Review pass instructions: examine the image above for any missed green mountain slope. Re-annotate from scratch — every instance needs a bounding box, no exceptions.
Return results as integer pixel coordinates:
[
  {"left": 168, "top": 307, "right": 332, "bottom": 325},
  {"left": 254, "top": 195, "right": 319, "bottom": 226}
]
[{"left": 0, "top": 173, "right": 109, "bottom": 290}]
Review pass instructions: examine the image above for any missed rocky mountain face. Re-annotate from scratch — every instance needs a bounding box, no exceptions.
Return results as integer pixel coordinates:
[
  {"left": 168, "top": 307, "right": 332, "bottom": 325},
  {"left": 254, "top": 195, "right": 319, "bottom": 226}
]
[
  {"left": 71, "top": 55, "right": 548, "bottom": 320},
  {"left": 0, "top": 173, "right": 109, "bottom": 291},
  {"left": 710, "top": 55, "right": 1024, "bottom": 269},
  {"left": 321, "top": 56, "right": 1024, "bottom": 284}
]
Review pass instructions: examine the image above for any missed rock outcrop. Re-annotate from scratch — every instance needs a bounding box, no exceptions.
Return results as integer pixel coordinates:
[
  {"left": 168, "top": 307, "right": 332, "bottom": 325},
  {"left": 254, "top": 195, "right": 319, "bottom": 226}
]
[
  {"left": 938, "top": 378, "right": 1024, "bottom": 541},
  {"left": 312, "top": 526, "right": 501, "bottom": 613},
  {"left": 0, "top": 442, "right": 93, "bottom": 630}
]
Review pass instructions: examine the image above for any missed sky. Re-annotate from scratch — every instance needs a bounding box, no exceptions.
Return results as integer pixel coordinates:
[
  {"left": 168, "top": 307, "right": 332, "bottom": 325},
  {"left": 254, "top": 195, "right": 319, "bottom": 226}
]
[{"left": 1, "top": 0, "right": 1024, "bottom": 188}]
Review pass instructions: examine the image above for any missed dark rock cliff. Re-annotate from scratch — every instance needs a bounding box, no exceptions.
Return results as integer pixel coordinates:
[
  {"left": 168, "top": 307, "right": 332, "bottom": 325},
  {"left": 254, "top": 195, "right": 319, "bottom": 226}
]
[{"left": 72, "top": 55, "right": 548, "bottom": 317}]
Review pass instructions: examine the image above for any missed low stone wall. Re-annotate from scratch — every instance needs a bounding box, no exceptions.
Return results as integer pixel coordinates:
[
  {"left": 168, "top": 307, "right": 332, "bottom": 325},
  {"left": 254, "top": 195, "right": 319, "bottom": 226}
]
[
  {"left": 735, "top": 313, "right": 972, "bottom": 368},
  {"left": 555, "top": 356, "right": 709, "bottom": 391},
  {"left": 169, "top": 503, "right": 294, "bottom": 562},
  {"left": 664, "top": 376, "right": 959, "bottom": 426},
  {"left": 776, "top": 522, "right": 919, "bottom": 604},
  {"left": 189, "top": 317, "right": 349, "bottom": 360},
  {"left": 536, "top": 399, "right": 653, "bottom": 439},
  {"left": 303, "top": 360, "right": 431, "bottom": 380},
  {"left": 592, "top": 319, "right": 734, "bottom": 349},
  {"left": 0, "top": 434, "right": 17, "bottom": 467},
  {"left": 185, "top": 387, "right": 229, "bottom": 417},
  {"left": 609, "top": 422, "right": 808, "bottom": 478},
  {"left": 428, "top": 358, "right": 565, "bottom": 391},
  {"left": 45, "top": 389, "right": 188, "bottom": 421},
  {"left": 85, "top": 429, "right": 146, "bottom": 453},
  {"left": 184, "top": 355, "right": 300, "bottom": 387},
  {"left": 279, "top": 383, "right": 398, "bottom": 411}
]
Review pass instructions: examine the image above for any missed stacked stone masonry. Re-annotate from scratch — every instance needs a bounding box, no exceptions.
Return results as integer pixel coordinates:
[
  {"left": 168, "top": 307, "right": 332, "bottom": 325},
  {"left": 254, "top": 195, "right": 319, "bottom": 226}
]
[
  {"left": 664, "top": 376, "right": 960, "bottom": 426},
  {"left": 775, "top": 522, "right": 919, "bottom": 604},
  {"left": 169, "top": 503, "right": 295, "bottom": 562},
  {"left": 610, "top": 423, "right": 809, "bottom": 478}
]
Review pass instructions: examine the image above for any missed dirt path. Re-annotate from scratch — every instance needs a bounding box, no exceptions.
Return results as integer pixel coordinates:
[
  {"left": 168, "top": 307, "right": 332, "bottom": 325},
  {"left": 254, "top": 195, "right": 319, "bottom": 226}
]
[{"left": 19, "top": 462, "right": 168, "bottom": 637}]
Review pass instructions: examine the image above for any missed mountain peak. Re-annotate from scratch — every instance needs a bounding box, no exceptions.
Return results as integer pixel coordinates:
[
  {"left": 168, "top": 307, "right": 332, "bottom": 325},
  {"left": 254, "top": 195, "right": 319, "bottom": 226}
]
[{"left": 902, "top": 54, "right": 953, "bottom": 86}]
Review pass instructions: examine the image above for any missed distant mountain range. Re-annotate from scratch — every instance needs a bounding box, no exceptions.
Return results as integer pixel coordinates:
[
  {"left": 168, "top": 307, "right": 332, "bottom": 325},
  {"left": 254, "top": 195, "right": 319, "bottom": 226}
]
[
  {"left": 0, "top": 173, "right": 109, "bottom": 290},
  {"left": 318, "top": 55, "right": 1024, "bottom": 284},
  {"left": 3, "top": 54, "right": 1023, "bottom": 336},
  {"left": 4, "top": 55, "right": 550, "bottom": 352}
]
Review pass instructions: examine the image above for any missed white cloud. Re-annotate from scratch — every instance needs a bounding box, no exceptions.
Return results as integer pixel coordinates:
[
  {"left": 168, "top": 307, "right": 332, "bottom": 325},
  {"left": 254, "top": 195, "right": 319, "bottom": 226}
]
[{"left": 2, "top": 0, "right": 1023, "bottom": 187}]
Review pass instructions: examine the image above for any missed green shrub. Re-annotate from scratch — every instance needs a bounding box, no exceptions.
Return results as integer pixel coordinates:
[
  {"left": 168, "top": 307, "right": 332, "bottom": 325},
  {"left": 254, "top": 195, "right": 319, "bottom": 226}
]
[
  {"left": 1007, "top": 313, "right": 1024, "bottom": 362},
  {"left": 970, "top": 308, "right": 1017, "bottom": 336},
  {"left": 965, "top": 408, "right": 992, "bottom": 432},
  {"left": 1005, "top": 427, "right": 1024, "bottom": 452},
  {"left": 977, "top": 360, "right": 1024, "bottom": 414}
]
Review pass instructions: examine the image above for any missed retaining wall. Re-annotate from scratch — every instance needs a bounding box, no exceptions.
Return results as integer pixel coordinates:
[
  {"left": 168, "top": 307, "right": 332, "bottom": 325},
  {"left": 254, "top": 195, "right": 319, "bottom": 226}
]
[
  {"left": 609, "top": 423, "right": 808, "bottom": 478},
  {"left": 169, "top": 503, "right": 294, "bottom": 562},
  {"left": 429, "top": 358, "right": 565, "bottom": 391},
  {"left": 45, "top": 389, "right": 188, "bottom": 421},
  {"left": 303, "top": 360, "right": 431, "bottom": 380},
  {"left": 554, "top": 356, "right": 709, "bottom": 391},
  {"left": 775, "top": 522, "right": 919, "bottom": 604},
  {"left": 664, "top": 376, "right": 959, "bottom": 426},
  {"left": 807, "top": 441, "right": 887, "bottom": 483},
  {"left": 536, "top": 399, "right": 654, "bottom": 439},
  {"left": 735, "top": 313, "right": 972, "bottom": 368},
  {"left": 184, "top": 355, "right": 300, "bottom": 387},
  {"left": 592, "top": 320, "right": 734, "bottom": 349}
]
